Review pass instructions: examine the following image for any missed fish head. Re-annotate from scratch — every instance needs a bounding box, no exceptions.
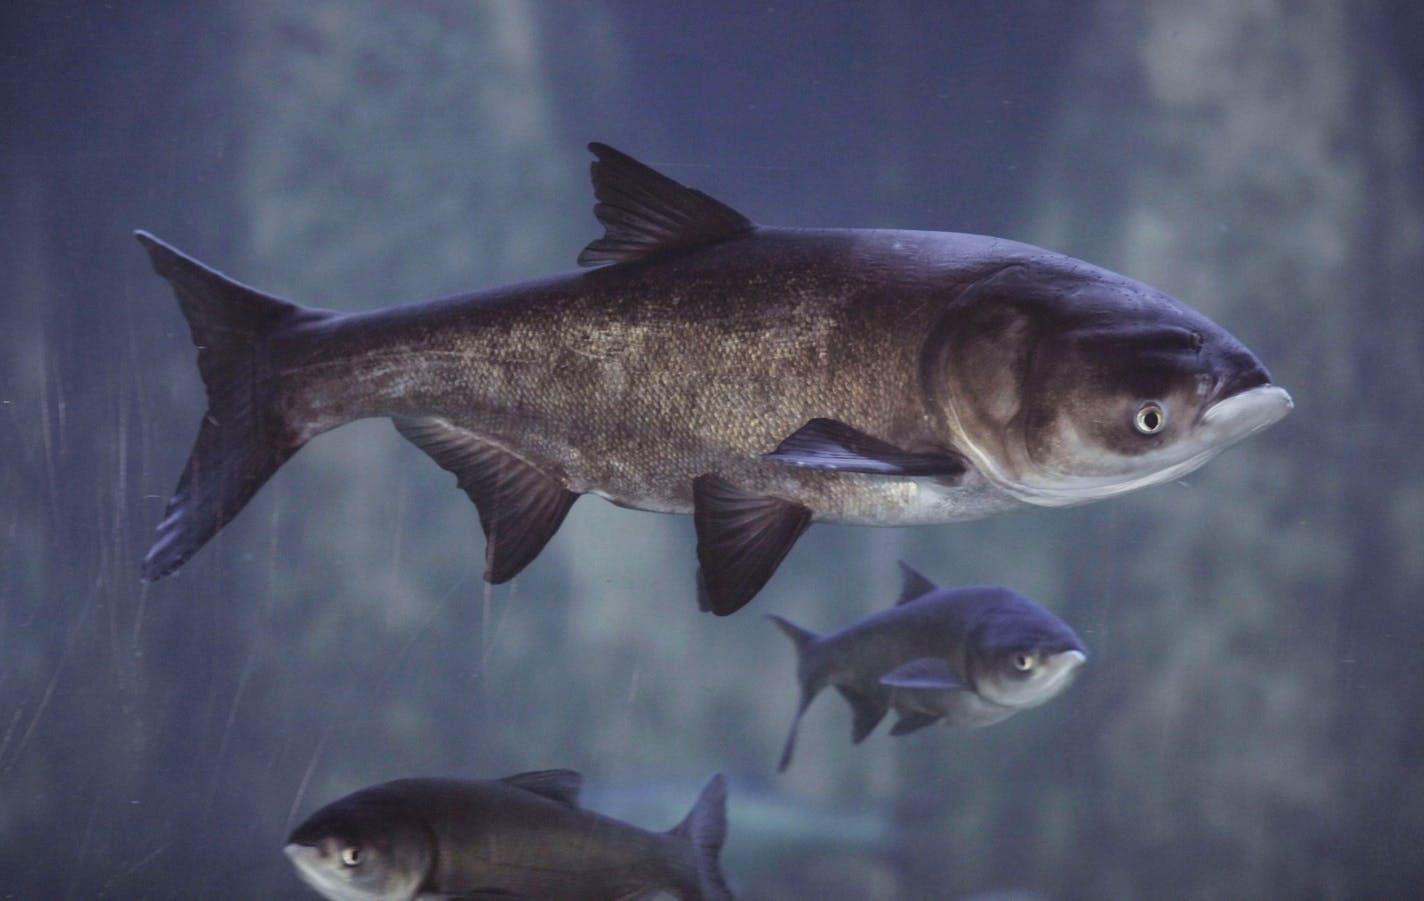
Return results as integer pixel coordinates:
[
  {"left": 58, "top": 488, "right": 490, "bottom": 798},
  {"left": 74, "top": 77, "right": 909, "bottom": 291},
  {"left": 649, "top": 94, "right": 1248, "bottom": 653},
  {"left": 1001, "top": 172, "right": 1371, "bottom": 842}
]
[
  {"left": 285, "top": 788, "right": 431, "bottom": 901},
  {"left": 924, "top": 262, "right": 1293, "bottom": 506},
  {"left": 962, "top": 588, "right": 1088, "bottom": 709}
]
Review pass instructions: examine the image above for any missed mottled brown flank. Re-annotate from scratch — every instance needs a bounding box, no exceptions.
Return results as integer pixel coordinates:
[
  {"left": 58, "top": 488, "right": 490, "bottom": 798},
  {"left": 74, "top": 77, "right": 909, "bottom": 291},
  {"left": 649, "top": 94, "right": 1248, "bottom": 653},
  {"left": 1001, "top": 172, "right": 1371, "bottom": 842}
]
[{"left": 282, "top": 227, "right": 1016, "bottom": 524}]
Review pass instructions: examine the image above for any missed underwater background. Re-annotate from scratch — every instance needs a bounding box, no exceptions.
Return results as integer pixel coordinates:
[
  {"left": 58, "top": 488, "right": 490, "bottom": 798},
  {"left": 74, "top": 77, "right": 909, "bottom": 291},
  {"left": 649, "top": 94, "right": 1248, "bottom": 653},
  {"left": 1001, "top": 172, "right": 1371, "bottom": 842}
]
[{"left": 3, "top": 1, "right": 1422, "bottom": 897}]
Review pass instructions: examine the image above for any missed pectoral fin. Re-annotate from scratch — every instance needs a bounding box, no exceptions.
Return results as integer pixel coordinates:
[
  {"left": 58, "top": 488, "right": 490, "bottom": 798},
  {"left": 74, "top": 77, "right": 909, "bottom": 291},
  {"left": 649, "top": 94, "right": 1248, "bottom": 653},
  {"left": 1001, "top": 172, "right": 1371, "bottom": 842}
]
[
  {"left": 880, "top": 657, "right": 967, "bottom": 692},
  {"left": 889, "top": 712, "right": 942, "bottom": 736},
  {"left": 764, "top": 418, "right": 967, "bottom": 477},
  {"left": 693, "top": 474, "right": 811, "bottom": 616},
  {"left": 393, "top": 417, "right": 579, "bottom": 584}
]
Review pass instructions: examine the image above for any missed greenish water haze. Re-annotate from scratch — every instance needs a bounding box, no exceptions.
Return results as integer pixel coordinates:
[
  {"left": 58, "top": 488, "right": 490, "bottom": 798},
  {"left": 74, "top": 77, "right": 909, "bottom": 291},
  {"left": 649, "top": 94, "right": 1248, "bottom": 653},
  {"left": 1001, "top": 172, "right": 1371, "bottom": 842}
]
[{"left": 2, "top": 2, "right": 1421, "bottom": 898}]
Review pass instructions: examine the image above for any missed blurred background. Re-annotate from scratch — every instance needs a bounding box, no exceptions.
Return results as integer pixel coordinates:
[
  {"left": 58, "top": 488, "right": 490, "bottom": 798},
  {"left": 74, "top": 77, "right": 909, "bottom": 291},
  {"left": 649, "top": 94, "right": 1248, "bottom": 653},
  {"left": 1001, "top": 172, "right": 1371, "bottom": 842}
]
[{"left": 2, "top": 1, "right": 1422, "bottom": 897}]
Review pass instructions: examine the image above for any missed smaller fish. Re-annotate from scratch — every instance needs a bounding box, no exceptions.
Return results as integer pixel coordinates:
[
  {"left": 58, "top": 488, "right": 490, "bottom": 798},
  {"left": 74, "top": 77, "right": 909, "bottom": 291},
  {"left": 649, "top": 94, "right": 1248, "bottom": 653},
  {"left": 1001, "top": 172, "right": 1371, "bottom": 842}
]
[
  {"left": 769, "top": 563, "right": 1087, "bottom": 771},
  {"left": 285, "top": 770, "right": 732, "bottom": 901}
]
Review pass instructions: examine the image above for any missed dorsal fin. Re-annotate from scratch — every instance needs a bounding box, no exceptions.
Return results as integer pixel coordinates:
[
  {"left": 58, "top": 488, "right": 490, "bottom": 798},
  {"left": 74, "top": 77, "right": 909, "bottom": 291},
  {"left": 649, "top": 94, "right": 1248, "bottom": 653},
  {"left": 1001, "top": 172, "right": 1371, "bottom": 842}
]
[
  {"left": 577, "top": 143, "right": 754, "bottom": 267},
  {"left": 896, "top": 560, "right": 939, "bottom": 605},
  {"left": 500, "top": 769, "right": 582, "bottom": 808}
]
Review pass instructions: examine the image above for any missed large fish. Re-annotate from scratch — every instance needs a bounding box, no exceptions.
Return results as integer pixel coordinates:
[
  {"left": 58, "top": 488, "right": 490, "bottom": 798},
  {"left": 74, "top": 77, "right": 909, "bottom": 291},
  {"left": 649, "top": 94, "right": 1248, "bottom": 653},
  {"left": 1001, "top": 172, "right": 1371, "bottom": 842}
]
[
  {"left": 285, "top": 770, "right": 731, "bottom": 901},
  {"left": 136, "top": 143, "right": 1292, "bottom": 614},
  {"left": 769, "top": 562, "right": 1086, "bottom": 771}
]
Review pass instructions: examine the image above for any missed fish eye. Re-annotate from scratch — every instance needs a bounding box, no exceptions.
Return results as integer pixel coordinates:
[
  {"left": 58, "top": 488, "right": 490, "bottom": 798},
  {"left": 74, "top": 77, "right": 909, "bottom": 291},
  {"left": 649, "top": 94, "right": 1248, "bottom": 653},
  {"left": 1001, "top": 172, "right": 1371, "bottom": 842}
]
[
  {"left": 340, "top": 846, "right": 362, "bottom": 867},
  {"left": 1012, "top": 653, "right": 1035, "bottom": 672},
  {"left": 1133, "top": 403, "right": 1167, "bottom": 435}
]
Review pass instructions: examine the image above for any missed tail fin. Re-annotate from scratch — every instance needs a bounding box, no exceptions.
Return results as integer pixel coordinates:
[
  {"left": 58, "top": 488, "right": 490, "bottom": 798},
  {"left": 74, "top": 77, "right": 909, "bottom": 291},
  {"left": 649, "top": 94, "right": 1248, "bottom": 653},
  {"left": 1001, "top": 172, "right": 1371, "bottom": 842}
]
[
  {"left": 135, "top": 231, "right": 320, "bottom": 580},
  {"left": 767, "top": 614, "right": 822, "bottom": 772},
  {"left": 669, "top": 773, "right": 732, "bottom": 901}
]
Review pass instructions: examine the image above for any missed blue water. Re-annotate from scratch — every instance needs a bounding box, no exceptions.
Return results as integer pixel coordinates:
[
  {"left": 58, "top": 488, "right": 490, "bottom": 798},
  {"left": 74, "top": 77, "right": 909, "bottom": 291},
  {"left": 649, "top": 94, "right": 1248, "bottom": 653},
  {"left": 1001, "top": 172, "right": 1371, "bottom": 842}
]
[{"left": 2, "top": 2, "right": 1421, "bottom": 898}]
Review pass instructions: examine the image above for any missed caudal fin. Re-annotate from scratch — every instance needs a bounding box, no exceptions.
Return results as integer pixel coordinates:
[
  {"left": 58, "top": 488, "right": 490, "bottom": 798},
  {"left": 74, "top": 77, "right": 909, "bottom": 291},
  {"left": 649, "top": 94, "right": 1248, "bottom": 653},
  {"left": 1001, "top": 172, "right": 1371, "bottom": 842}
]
[
  {"left": 669, "top": 773, "right": 732, "bottom": 901},
  {"left": 767, "top": 614, "right": 823, "bottom": 772},
  {"left": 136, "top": 231, "right": 322, "bottom": 580}
]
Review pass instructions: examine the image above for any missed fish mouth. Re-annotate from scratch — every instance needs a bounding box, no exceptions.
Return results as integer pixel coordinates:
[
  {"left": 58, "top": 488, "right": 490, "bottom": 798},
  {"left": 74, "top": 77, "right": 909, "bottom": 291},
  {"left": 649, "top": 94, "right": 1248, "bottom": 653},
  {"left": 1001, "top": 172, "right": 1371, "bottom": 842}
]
[
  {"left": 983, "top": 649, "right": 1087, "bottom": 708},
  {"left": 1005, "top": 382, "right": 1292, "bottom": 508},
  {"left": 1018, "top": 648, "right": 1087, "bottom": 707},
  {"left": 1199, "top": 383, "right": 1293, "bottom": 438},
  {"left": 282, "top": 844, "right": 325, "bottom": 881},
  {"left": 284, "top": 844, "right": 353, "bottom": 900}
]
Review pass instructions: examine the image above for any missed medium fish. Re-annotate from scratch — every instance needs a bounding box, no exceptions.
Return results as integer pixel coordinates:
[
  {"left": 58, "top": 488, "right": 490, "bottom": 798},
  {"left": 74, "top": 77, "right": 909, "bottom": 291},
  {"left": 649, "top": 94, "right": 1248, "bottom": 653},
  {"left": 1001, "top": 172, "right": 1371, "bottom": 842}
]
[
  {"left": 136, "top": 143, "right": 1292, "bottom": 614},
  {"left": 284, "top": 769, "right": 731, "bottom": 901},
  {"left": 769, "top": 562, "right": 1086, "bottom": 770}
]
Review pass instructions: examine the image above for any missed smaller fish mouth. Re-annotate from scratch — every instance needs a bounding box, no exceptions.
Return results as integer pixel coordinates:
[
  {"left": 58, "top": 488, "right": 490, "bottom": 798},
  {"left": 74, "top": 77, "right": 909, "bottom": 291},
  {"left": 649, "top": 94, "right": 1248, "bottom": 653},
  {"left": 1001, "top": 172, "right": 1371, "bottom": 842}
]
[
  {"left": 987, "top": 648, "right": 1086, "bottom": 709},
  {"left": 1053, "top": 649, "right": 1087, "bottom": 674},
  {"left": 1036, "top": 649, "right": 1088, "bottom": 698}
]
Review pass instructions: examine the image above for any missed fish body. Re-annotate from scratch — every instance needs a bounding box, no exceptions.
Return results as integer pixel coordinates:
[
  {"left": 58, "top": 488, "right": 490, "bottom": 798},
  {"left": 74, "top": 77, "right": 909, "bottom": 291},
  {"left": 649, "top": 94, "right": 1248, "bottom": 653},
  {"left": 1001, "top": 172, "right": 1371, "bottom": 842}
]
[
  {"left": 284, "top": 770, "right": 731, "bottom": 901},
  {"left": 137, "top": 143, "right": 1292, "bottom": 613},
  {"left": 769, "top": 562, "right": 1087, "bottom": 770}
]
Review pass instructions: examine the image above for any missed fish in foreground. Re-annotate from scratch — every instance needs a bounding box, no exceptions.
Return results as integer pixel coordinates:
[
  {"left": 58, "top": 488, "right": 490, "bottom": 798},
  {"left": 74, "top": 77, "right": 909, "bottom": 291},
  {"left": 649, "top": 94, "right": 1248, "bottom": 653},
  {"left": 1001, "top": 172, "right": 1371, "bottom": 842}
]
[
  {"left": 285, "top": 770, "right": 731, "bottom": 901},
  {"left": 136, "top": 143, "right": 1292, "bottom": 614},
  {"left": 769, "top": 562, "right": 1087, "bottom": 770}
]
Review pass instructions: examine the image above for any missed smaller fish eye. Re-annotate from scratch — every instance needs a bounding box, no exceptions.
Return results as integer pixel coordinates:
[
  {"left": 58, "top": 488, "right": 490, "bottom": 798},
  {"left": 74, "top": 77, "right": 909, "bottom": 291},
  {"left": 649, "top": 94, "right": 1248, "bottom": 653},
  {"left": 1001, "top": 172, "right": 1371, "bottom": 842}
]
[
  {"left": 1134, "top": 403, "right": 1167, "bottom": 435},
  {"left": 340, "top": 846, "right": 362, "bottom": 867},
  {"left": 1013, "top": 653, "right": 1034, "bottom": 672}
]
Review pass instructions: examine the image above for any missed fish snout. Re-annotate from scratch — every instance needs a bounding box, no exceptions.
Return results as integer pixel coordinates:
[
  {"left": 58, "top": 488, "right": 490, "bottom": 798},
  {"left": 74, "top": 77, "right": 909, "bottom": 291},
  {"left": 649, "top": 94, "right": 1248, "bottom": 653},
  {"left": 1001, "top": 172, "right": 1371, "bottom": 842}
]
[
  {"left": 1058, "top": 648, "right": 1088, "bottom": 671},
  {"left": 1201, "top": 383, "right": 1293, "bottom": 436}
]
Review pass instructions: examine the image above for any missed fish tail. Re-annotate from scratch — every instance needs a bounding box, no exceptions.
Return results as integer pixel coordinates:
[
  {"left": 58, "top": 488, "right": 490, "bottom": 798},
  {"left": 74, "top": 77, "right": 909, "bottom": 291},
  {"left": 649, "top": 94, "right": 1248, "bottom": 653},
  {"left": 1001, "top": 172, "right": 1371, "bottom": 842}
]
[
  {"left": 775, "top": 692, "right": 815, "bottom": 773},
  {"left": 668, "top": 773, "right": 732, "bottom": 901},
  {"left": 135, "top": 231, "right": 327, "bottom": 580},
  {"left": 767, "top": 614, "right": 824, "bottom": 772}
]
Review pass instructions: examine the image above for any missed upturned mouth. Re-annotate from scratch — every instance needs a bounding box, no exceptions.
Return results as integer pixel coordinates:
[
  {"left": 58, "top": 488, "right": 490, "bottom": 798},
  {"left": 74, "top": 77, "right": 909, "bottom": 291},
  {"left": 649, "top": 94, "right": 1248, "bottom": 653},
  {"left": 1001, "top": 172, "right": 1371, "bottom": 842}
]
[
  {"left": 1200, "top": 384, "right": 1293, "bottom": 438},
  {"left": 1034, "top": 648, "right": 1087, "bottom": 697},
  {"left": 994, "top": 648, "right": 1087, "bottom": 708}
]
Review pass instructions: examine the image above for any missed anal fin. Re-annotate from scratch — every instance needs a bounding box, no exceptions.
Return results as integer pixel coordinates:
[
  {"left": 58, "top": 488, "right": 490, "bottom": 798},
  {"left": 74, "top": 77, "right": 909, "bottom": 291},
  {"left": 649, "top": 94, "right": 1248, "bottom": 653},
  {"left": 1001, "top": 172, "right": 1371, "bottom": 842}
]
[
  {"left": 835, "top": 685, "right": 888, "bottom": 744},
  {"left": 693, "top": 474, "right": 811, "bottom": 616},
  {"left": 394, "top": 417, "right": 578, "bottom": 584}
]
